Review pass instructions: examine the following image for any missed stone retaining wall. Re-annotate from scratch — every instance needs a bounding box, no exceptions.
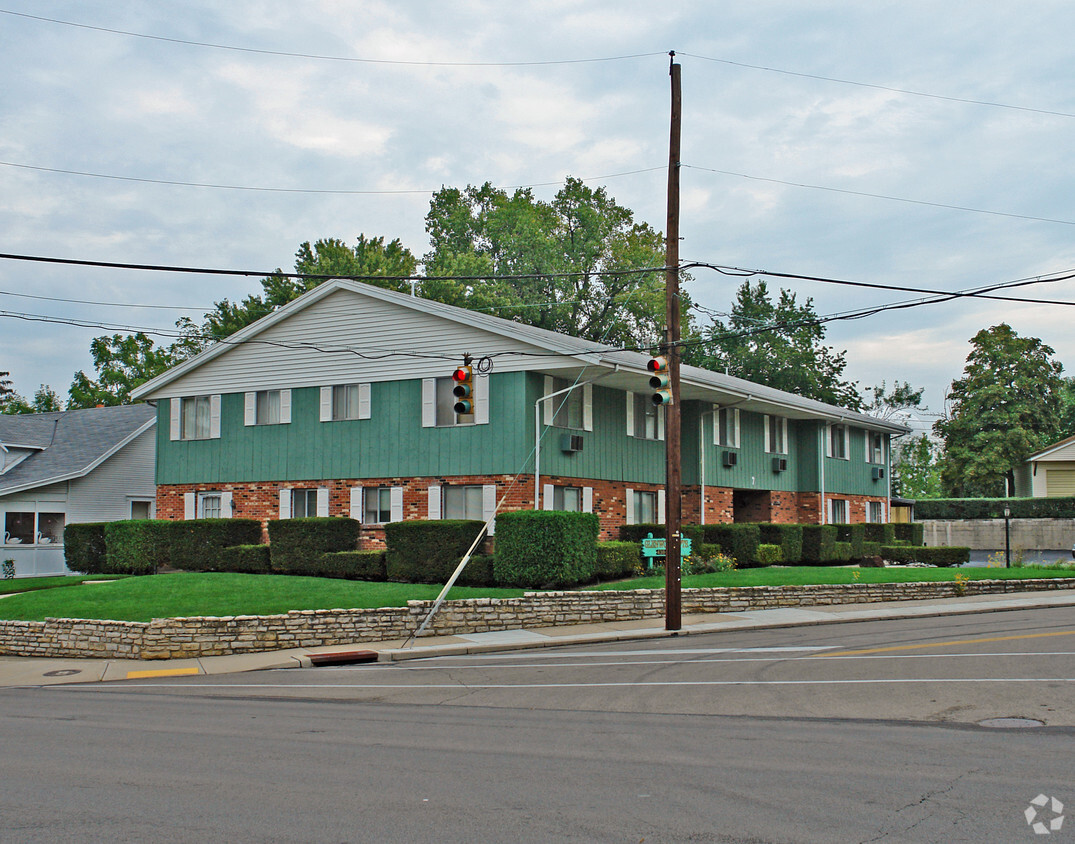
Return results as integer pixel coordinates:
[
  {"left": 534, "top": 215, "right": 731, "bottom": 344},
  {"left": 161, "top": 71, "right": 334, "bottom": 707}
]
[{"left": 0, "top": 579, "right": 1070, "bottom": 661}]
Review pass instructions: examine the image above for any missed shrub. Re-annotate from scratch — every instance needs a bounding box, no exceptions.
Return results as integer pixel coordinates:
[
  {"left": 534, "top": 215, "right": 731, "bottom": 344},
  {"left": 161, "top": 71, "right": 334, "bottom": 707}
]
[
  {"left": 104, "top": 519, "right": 171, "bottom": 575},
  {"left": 699, "top": 524, "right": 760, "bottom": 567},
  {"left": 893, "top": 523, "right": 925, "bottom": 545},
  {"left": 596, "top": 542, "right": 641, "bottom": 581},
  {"left": 800, "top": 525, "right": 837, "bottom": 565},
  {"left": 863, "top": 541, "right": 882, "bottom": 558},
  {"left": 169, "top": 519, "right": 263, "bottom": 571},
  {"left": 914, "top": 497, "right": 1075, "bottom": 520},
  {"left": 863, "top": 523, "right": 896, "bottom": 545},
  {"left": 268, "top": 518, "right": 360, "bottom": 576},
  {"left": 63, "top": 522, "right": 109, "bottom": 574},
  {"left": 494, "top": 510, "right": 599, "bottom": 588},
  {"left": 758, "top": 523, "right": 803, "bottom": 564},
  {"left": 385, "top": 519, "right": 486, "bottom": 583},
  {"left": 318, "top": 550, "right": 387, "bottom": 580},
  {"left": 218, "top": 544, "right": 272, "bottom": 574},
  {"left": 834, "top": 524, "right": 865, "bottom": 560},
  {"left": 456, "top": 554, "right": 496, "bottom": 587},
  {"left": 618, "top": 523, "right": 704, "bottom": 545},
  {"left": 833, "top": 541, "right": 853, "bottom": 562},
  {"left": 881, "top": 545, "right": 970, "bottom": 567},
  {"left": 756, "top": 543, "right": 784, "bottom": 566}
]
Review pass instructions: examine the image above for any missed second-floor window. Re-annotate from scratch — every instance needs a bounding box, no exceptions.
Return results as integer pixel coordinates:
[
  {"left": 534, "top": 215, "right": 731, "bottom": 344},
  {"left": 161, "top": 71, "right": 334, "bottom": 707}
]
[
  {"left": 256, "top": 390, "right": 281, "bottom": 425},
  {"left": 828, "top": 424, "right": 848, "bottom": 459},
  {"left": 714, "top": 406, "right": 740, "bottom": 448},
  {"left": 549, "top": 378, "right": 584, "bottom": 429},
  {"left": 181, "top": 396, "right": 212, "bottom": 440},
  {"left": 868, "top": 432, "right": 884, "bottom": 464},
  {"left": 765, "top": 415, "right": 788, "bottom": 454},
  {"left": 333, "top": 384, "right": 362, "bottom": 421},
  {"left": 436, "top": 377, "right": 475, "bottom": 427},
  {"left": 630, "top": 393, "right": 663, "bottom": 440}
]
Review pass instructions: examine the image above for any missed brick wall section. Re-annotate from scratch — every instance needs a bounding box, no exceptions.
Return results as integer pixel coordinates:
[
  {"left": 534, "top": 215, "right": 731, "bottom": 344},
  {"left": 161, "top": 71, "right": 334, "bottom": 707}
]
[{"left": 0, "top": 579, "right": 1069, "bottom": 660}]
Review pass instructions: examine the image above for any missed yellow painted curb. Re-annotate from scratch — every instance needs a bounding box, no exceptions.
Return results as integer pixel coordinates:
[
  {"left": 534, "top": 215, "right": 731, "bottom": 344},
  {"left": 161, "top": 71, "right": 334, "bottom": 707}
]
[{"left": 126, "top": 666, "right": 201, "bottom": 679}]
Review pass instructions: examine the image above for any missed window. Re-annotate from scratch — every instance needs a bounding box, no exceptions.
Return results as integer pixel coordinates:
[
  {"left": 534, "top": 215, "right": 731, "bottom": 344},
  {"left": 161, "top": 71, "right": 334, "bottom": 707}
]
[
  {"left": 198, "top": 493, "right": 222, "bottom": 519},
  {"left": 632, "top": 393, "right": 663, "bottom": 440},
  {"left": 130, "top": 501, "right": 153, "bottom": 520},
  {"left": 867, "top": 501, "right": 883, "bottom": 523},
  {"left": 332, "top": 384, "right": 362, "bottom": 421},
  {"left": 549, "top": 378, "right": 584, "bottom": 429},
  {"left": 291, "top": 489, "right": 318, "bottom": 519},
  {"left": 3, "top": 512, "right": 64, "bottom": 546},
  {"left": 4, "top": 512, "right": 33, "bottom": 545},
  {"left": 633, "top": 490, "right": 657, "bottom": 525},
  {"left": 868, "top": 432, "right": 884, "bottom": 464},
  {"left": 364, "top": 487, "right": 393, "bottom": 524},
  {"left": 765, "top": 415, "right": 788, "bottom": 454},
  {"left": 829, "top": 424, "right": 848, "bottom": 460},
  {"left": 830, "top": 498, "right": 848, "bottom": 524},
  {"left": 443, "top": 485, "right": 484, "bottom": 520},
  {"left": 181, "top": 395, "right": 212, "bottom": 440},
  {"left": 715, "top": 406, "right": 739, "bottom": 448},
  {"left": 256, "top": 390, "right": 281, "bottom": 425},
  {"left": 552, "top": 486, "right": 582, "bottom": 512},
  {"left": 435, "top": 377, "right": 475, "bottom": 427}
]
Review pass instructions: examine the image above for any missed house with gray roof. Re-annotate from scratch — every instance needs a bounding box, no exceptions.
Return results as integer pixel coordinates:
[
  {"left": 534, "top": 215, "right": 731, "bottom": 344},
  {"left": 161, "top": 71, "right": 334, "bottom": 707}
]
[
  {"left": 0, "top": 404, "right": 156, "bottom": 577},
  {"left": 131, "top": 279, "right": 908, "bottom": 546}
]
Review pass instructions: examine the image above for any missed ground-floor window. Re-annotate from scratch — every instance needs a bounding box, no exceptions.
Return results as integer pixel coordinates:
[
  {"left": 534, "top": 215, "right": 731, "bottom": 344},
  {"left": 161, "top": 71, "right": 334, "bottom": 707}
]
[
  {"left": 3, "top": 511, "right": 65, "bottom": 545},
  {"left": 552, "top": 486, "right": 582, "bottom": 512},
  {"left": 364, "top": 487, "right": 393, "bottom": 524},
  {"left": 290, "top": 488, "right": 318, "bottom": 519},
  {"left": 130, "top": 500, "right": 153, "bottom": 520},
  {"left": 633, "top": 490, "right": 657, "bottom": 525},
  {"left": 444, "top": 485, "right": 484, "bottom": 520},
  {"left": 829, "top": 498, "right": 848, "bottom": 524},
  {"left": 198, "top": 493, "right": 222, "bottom": 519},
  {"left": 867, "top": 501, "right": 883, "bottom": 523}
]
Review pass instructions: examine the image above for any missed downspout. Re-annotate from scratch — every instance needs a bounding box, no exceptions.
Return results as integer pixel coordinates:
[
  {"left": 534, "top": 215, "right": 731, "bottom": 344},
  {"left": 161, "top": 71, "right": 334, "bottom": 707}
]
[{"left": 819, "top": 422, "right": 830, "bottom": 524}]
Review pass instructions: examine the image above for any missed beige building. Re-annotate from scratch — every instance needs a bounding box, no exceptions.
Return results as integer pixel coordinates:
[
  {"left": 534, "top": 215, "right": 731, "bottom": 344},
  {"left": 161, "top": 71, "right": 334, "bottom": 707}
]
[{"left": 1015, "top": 435, "right": 1075, "bottom": 497}]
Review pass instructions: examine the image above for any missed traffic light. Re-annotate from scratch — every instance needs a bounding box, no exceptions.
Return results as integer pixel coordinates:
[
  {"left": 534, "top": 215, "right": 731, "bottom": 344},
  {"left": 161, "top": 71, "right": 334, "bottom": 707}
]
[
  {"left": 451, "top": 364, "right": 474, "bottom": 414},
  {"left": 647, "top": 355, "right": 672, "bottom": 405}
]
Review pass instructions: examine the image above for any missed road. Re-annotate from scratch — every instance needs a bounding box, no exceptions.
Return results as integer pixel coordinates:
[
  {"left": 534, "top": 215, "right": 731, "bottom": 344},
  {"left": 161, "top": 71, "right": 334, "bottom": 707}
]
[{"left": 2, "top": 607, "right": 1072, "bottom": 843}]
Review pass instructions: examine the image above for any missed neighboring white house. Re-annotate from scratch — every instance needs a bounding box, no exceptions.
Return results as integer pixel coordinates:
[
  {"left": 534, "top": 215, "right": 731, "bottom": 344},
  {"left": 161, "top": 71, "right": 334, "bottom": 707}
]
[
  {"left": 1014, "top": 434, "right": 1075, "bottom": 498},
  {"left": 0, "top": 405, "right": 156, "bottom": 577}
]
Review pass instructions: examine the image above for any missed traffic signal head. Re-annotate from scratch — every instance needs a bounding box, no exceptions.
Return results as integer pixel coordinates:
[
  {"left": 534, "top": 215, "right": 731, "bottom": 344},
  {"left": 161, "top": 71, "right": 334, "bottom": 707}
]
[
  {"left": 648, "top": 355, "right": 672, "bottom": 405},
  {"left": 452, "top": 365, "right": 474, "bottom": 414}
]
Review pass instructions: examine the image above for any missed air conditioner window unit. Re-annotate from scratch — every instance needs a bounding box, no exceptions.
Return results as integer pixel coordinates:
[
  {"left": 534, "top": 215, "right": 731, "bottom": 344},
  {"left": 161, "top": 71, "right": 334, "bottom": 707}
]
[
  {"left": 722, "top": 451, "right": 737, "bottom": 467},
  {"left": 871, "top": 466, "right": 885, "bottom": 480},
  {"left": 772, "top": 457, "right": 787, "bottom": 473},
  {"left": 560, "top": 434, "right": 584, "bottom": 453}
]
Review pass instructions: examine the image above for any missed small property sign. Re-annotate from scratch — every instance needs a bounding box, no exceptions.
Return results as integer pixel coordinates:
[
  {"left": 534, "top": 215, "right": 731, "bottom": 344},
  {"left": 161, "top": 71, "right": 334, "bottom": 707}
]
[{"left": 641, "top": 532, "right": 692, "bottom": 561}]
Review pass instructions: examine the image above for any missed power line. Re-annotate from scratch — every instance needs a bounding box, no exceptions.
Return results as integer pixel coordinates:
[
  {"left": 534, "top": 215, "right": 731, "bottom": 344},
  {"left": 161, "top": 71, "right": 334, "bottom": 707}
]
[
  {"left": 678, "top": 51, "right": 1075, "bottom": 120},
  {"left": 0, "top": 288, "right": 211, "bottom": 311},
  {"left": 0, "top": 9, "right": 664, "bottom": 67},
  {"left": 683, "top": 164, "right": 1075, "bottom": 227}
]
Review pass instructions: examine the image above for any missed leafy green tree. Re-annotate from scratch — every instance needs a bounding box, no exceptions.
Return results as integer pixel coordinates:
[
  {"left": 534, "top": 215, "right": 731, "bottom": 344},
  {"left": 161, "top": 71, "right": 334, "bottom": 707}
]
[
  {"left": 863, "top": 380, "right": 925, "bottom": 420},
  {"left": 0, "top": 371, "right": 13, "bottom": 405},
  {"left": 1059, "top": 376, "right": 1075, "bottom": 440},
  {"left": 68, "top": 333, "right": 179, "bottom": 408},
  {"left": 934, "top": 324, "right": 1064, "bottom": 497},
  {"left": 892, "top": 434, "right": 944, "bottom": 499},
  {"left": 688, "top": 280, "right": 861, "bottom": 409},
  {"left": 1, "top": 385, "right": 64, "bottom": 414}
]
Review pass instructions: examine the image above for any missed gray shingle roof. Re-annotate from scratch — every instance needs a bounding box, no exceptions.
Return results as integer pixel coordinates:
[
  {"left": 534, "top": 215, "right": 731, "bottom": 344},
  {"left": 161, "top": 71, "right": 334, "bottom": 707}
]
[{"left": 0, "top": 404, "right": 156, "bottom": 495}]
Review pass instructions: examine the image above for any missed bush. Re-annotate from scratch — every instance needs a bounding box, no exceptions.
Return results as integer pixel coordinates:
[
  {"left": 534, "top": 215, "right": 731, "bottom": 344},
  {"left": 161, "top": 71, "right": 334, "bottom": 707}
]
[
  {"left": 618, "top": 523, "right": 704, "bottom": 545},
  {"left": 169, "top": 519, "right": 263, "bottom": 572},
  {"left": 699, "top": 524, "right": 760, "bottom": 567},
  {"left": 915, "top": 497, "right": 1075, "bottom": 520},
  {"left": 800, "top": 525, "right": 837, "bottom": 565},
  {"left": 596, "top": 542, "right": 641, "bottom": 580},
  {"left": 384, "top": 520, "right": 486, "bottom": 583},
  {"left": 63, "top": 522, "right": 109, "bottom": 574},
  {"left": 881, "top": 545, "right": 970, "bottom": 567},
  {"left": 863, "top": 523, "right": 896, "bottom": 545},
  {"left": 268, "top": 518, "right": 360, "bottom": 576},
  {"left": 219, "top": 544, "right": 272, "bottom": 574},
  {"left": 317, "top": 550, "right": 387, "bottom": 580},
  {"left": 104, "top": 520, "right": 171, "bottom": 575},
  {"left": 863, "top": 541, "right": 882, "bottom": 558},
  {"left": 834, "top": 524, "right": 865, "bottom": 560},
  {"left": 494, "top": 510, "right": 599, "bottom": 587},
  {"left": 756, "top": 543, "right": 784, "bottom": 566},
  {"left": 893, "top": 523, "right": 925, "bottom": 545},
  {"left": 832, "top": 541, "right": 853, "bottom": 562},
  {"left": 758, "top": 524, "right": 803, "bottom": 564},
  {"left": 456, "top": 554, "right": 496, "bottom": 587}
]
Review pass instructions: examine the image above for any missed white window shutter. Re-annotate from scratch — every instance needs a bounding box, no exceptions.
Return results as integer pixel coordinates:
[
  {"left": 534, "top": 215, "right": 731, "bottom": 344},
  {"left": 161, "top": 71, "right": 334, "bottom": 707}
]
[
  {"left": 349, "top": 487, "right": 362, "bottom": 522},
  {"left": 358, "top": 383, "right": 371, "bottom": 420},
  {"left": 658, "top": 406, "right": 666, "bottom": 441},
  {"left": 427, "top": 485, "right": 441, "bottom": 519},
  {"left": 482, "top": 484, "right": 497, "bottom": 535},
  {"left": 475, "top": 377, "right": 489, "bottom": 425},
  {"left": 543, "top": 483, "right": 555, "bottom": 511},
  {"left": 733, "top": 409, "right": 741, "bottom": 448},
  {"left": 320, "top": 387, "right": 333, "bottom": 422},
  {"left": 183, "top": 492, "right": 195, "bottom": 520},
  {"left": 422, "top": 379, "right": 436, "bottom": 428},
  {"left": 583, "top": 383, "right": 593, "bottom": 431},
  {"left": 582, "top": 487, "right": 593, "bottom": 513},
  {"left": 626, "top": 392, "right": 634, "bottom": 436},
  {"left": 825, "top": 424, "right": 832, "bottom": 457},
  {"left": 390, "top": 487, "right": 404, "bottom": 523},
  {"left": 279, "top": 489, "right": 291, "bottom": 520},
  {"left": 625, "top": 489, "right": 635, "bottom": 525},
  {"left": 170, "top": 399, "right": 181, "bottom": 441},
  {"left": 316, "top": 487, "right": 329, "bottom": 517},
  {"left": 712, "top": 405, "right": 720, "bottom": 446},
  {"left": 209, "top": 395, "right": 221, "bottom": 438},
  {"left": 543, "top": 376, "right": 554, "bottom": 426},
  {"left": 279, "top": 389, "right": 292, "bottom": 424},
  {"left": 864, "top": 429, "right": 871, "bottom": 462},
  {"left": 657, "top": 489, "right": 666, "bottom": 525},
  {"left": 245, "top": 392, "right": 256, "bottom": 426},
  {"left": 764, "top": 415, "right": 771, "bottom": 453},
  {"left": 220, "top": 491, "right": 233, "bottom": 519},
  {"left": 782, "top": 419, "right": 789, "bottom": 454}
]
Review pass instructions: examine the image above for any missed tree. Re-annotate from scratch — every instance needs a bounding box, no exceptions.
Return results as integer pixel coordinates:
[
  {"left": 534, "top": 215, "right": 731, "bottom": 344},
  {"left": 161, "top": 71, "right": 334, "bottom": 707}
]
[
  {"left": 934, "top": 324, "right": 1065, "bottom": 497},
  {"left": 0, "top": 371, "right": 13, "bottom": 407},
  {"left": 422, "top": 178, "right": 677, "bottom": 349},
  {"left": 1, "top": 385, "right": 63, "bottom": 414},
  {"left": 1059, "top": 376, "right": 1075, "bottom": 440},
  {"left": 891, "top": 434, "right": 944, "bottom": 499},
  {"left": 68, "top": 333, "right": 180, "bottom": 408},
  {"left": 687, "top": 280, "right": 861, "bottom": 409},
  {"left": 862, "top": 380, "right": 925, "bottom": 421}
]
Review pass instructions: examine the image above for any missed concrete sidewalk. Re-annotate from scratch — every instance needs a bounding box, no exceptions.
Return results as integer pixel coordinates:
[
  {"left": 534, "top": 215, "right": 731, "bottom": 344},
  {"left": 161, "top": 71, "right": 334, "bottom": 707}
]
[{"left": 3, "top": 587, "right": 1074, "bottom": 688}]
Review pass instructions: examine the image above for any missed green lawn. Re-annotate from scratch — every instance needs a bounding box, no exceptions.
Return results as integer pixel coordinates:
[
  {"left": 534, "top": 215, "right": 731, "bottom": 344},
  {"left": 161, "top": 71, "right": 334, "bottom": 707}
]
[
  {"left": 0, "top": 575, "right": 128, "bottom": 596},
  {"left": 0, "top": 565, "right": 1072, "bottom": 623}
]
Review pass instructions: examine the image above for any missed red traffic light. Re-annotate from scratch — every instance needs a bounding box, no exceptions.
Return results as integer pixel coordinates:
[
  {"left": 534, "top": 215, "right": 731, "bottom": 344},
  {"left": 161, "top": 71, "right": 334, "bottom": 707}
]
[
  {"left": 452, "top": 367, "right": 469, "bottom": 382},
  {"left": 647, "top": 356, "right": 669, "bottom": 373}
]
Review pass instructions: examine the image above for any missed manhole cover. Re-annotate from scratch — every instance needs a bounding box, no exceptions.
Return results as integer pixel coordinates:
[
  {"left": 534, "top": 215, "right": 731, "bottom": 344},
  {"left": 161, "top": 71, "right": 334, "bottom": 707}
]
[
  {"left": 42, "top": 669, "right": 81, "bottom": 677},
  {"left": 978, "top": 717, "right": 1045, "bottom": 728}
]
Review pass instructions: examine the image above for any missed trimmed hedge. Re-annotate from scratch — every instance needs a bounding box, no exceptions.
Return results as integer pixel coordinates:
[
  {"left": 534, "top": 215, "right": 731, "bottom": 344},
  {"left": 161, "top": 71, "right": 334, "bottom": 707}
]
[
  {"left": 494, "top": 510, "right": 599, "bottom": 587},
  {"left": 219, "top": 544, "right": 272, "bottom": 574},
  {"left": 63, "top": 522, "right": 109, "bottom": 574},
  {"left": 893, "top": 523, "right": 925, "bottom": 546},
  {"left": 618, "top": 523, "right": 704, "bottom": 545},
  {"left": 384, "top": 519, "right": 486, "bottom": 583},
  {"left": 596, "top": 541, "right": 641, "bottom": 581},
  {"left": 881, "top": 545, "right": 971, "bottom": 567},
  {"left": 834, "top": 524, "right": 866, "bottom": 560},
  {"left": 833, "top": 541, "right": 853, "bottom": 562},
  {"left": 915, "top": 497, "right": 1075, "bottom": 520},
  {"left": 456, "top": 554, "right": 496, "bottom": 587},
  {"left": 104, "top": 520, "right": 171, "bottom": 575},
  {"left": 863, "top": 523, "right": 896, "bottom": 545},
  {"left": 318, "top": 550, "right": 387, "bottom": 581},
  {"left": 800, "top": 525, "right": 837, "bottom": 565},
  {"left": 267, "top": 518, "right": 360, "bottom": 576},
  {"left": 169, "top": 519, "right": 263, "bottom": 571},
  {"left": 756, "top": 543, "right": 784, "bottom": 566},
  {"left": 699, "top": 524, "right": 760, "bottom": 567},
  {"left": 758, "top": 523, "right": 803, "bottom": 565}
]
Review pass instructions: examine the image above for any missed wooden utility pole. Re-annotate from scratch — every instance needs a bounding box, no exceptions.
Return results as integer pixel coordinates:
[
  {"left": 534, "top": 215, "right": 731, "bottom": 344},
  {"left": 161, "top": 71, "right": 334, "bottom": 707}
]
[{"left": 664, "top": 53, "right": 683, "bottom": 631}]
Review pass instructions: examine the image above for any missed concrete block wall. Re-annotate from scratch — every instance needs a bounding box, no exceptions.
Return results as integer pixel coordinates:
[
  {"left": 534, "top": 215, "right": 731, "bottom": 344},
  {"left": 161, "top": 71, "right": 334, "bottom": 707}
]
[{"left": 921, "top": 519, "right": 1075, "bottom": 553}]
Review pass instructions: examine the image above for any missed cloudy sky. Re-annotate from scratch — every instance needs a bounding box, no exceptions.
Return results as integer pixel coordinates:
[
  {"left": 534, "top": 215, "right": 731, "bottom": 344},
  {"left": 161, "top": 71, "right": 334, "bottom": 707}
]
[{"left": 2, "top": 1, "right": 1074, "bottom": 426}]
